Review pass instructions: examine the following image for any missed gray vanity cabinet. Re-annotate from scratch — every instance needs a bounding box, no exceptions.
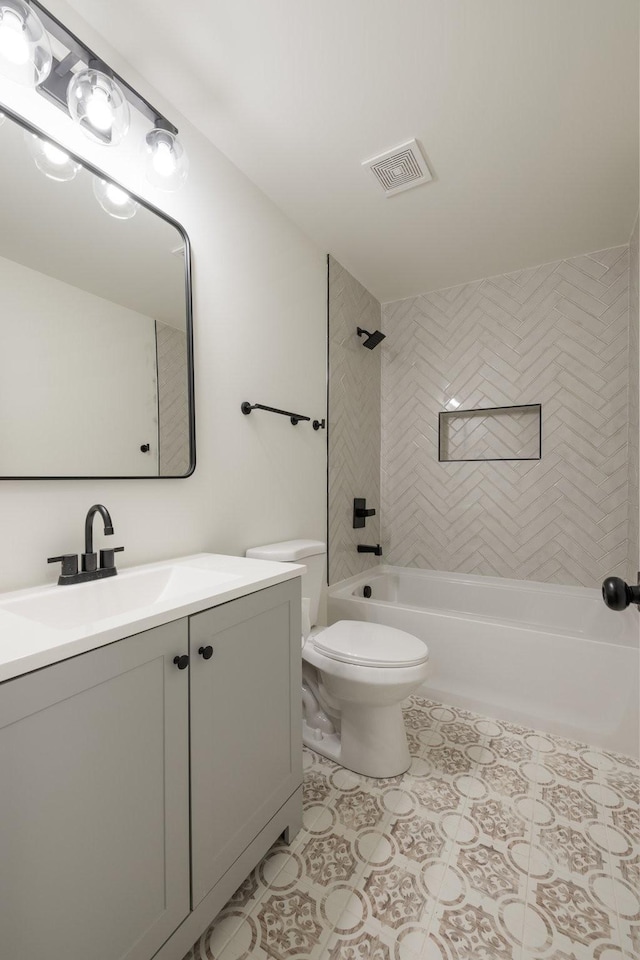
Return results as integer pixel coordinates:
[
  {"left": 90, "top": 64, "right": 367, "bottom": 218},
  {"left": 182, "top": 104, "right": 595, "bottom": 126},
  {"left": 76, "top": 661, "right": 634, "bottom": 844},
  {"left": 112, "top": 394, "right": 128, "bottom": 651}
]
[
  {"left": 0, "top": 618, "right": 191, "bottom": 960},
  {"left": 189, "top": 579, "right": 303, "bottom": 907},
  {"left": 0, "top": 577, "right": 303, "bottom": 960}
]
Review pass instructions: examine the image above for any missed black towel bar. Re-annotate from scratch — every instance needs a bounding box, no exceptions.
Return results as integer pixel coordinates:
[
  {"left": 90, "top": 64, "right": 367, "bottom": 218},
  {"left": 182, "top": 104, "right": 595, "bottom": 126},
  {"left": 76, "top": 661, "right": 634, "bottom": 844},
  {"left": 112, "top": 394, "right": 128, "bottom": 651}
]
[{"left": 241, "top": 401, "right": 310, "bottom": 426}]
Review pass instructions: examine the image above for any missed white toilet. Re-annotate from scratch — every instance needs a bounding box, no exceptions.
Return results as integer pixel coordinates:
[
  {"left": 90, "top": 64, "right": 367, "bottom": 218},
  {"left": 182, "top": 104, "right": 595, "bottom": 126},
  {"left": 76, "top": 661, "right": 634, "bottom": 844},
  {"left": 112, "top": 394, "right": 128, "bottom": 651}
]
[{"left": 245, "top": 540, "right": 429, "bottom": 778}]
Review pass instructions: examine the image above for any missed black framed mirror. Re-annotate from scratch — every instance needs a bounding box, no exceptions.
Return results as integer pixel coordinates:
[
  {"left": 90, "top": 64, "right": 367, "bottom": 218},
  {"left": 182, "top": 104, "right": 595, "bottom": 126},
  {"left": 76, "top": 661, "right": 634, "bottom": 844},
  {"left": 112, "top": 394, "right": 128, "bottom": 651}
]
[{"left": 0, "top": 105, "right": 195, "bottom": 478}]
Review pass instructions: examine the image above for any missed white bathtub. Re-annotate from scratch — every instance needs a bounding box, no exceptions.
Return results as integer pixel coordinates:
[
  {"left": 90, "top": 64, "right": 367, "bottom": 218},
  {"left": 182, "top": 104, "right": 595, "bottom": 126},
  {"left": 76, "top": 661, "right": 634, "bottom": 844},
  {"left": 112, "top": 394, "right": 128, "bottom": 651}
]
[{"left": 328, "top": 566, "right": 639, "bottom": 757}]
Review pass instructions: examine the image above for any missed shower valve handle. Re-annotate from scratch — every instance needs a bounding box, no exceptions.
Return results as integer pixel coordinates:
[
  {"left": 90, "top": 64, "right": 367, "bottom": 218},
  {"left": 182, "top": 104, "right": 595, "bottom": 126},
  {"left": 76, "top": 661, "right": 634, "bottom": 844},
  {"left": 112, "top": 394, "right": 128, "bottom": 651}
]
[
  {"left": 353, "top": 498, "right": 377, "bottom": 529},
  {"left": 601, "top": 575, "right": 640, "bottom": 611}
]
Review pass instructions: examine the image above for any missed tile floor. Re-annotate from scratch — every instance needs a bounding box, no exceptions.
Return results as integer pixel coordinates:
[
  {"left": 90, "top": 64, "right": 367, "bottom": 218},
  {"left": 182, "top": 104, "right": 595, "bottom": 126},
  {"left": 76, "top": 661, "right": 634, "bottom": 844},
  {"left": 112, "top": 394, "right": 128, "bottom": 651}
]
[{"left": 183, "top": 697, "right": 640, "bottom": 960}]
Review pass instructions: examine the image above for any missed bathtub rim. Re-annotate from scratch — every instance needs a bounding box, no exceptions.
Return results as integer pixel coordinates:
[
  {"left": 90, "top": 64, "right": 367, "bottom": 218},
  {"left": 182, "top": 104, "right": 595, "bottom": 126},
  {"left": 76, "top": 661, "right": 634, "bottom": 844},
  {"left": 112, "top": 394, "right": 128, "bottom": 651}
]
[{"left": 328, "top": 564, "right": 639, "bottom": 650}]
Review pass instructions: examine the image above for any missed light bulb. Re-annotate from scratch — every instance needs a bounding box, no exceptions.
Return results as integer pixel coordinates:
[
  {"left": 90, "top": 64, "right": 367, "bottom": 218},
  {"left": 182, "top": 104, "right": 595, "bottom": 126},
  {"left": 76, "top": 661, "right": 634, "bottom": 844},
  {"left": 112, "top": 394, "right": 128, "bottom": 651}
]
[
  {"left": 144, "top": 126, "right": 188, "bottom": 192},
  {"left": 105, "top": 184, "right": 128, "bottom": 206},
  {"left": 25, "top": 132, "right": 81, "bottom": 182},
  {"left": 0, "top": 0, "right": 51, "bottom": 86},
  {"left": 93, "top": 176, "right": 138, "bottom": 220},
  {"left": 0, "top": 8, "right": 28, "bottom": 64},
  {"left": 67, "top": 68, "right": 129, "bottom": 145},
  {"left": 85, "top": 86, "right": 113, "bottom": 132},
  {"left": 42, "top": 142, "right": 69, "bottom": 165},
  {"left": 152, "top": 140, "right": 177, "bottom": 178}
]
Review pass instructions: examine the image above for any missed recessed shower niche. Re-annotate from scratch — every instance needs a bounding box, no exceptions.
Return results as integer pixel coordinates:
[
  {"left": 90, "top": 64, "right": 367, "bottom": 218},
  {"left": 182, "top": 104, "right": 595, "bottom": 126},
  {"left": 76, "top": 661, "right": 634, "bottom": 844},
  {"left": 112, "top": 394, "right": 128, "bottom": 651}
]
[{"left": 438, "top": 403, "right": 542, "bottom": 462}]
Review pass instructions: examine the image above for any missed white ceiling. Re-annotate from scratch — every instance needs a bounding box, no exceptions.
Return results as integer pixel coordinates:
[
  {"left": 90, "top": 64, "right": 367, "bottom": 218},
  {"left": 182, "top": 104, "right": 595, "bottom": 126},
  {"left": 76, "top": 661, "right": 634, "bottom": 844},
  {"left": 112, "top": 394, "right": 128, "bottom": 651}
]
[{"left": 67, "top": 0, "right": 638, "bottom": 302}]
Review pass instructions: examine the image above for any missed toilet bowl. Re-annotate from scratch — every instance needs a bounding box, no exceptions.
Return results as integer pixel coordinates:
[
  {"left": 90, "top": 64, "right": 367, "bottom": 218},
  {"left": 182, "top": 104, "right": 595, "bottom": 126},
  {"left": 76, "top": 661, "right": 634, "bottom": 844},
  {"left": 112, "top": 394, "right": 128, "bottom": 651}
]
[{"left": 245, "top": 540, "right": 429, "bottom": 778}]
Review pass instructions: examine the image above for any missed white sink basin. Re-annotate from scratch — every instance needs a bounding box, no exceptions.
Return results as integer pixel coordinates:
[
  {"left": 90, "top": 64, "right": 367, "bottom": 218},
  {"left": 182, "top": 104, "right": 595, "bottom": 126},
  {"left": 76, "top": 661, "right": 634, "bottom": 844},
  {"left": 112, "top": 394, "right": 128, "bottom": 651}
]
[
  {"left": 2, "top": 564, "right": 239, "bottom": 630},
  {"left": 0, "top": 553, "right": 304, "bottom": 683}
]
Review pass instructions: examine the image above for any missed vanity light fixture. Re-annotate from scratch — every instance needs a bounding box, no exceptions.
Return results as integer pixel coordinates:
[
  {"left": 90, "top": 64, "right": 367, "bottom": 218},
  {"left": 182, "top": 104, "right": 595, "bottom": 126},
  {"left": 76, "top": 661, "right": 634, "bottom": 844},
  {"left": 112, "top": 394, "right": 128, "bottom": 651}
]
[
  {"left": 0, "top": 0, "right": 188, "bottom": 189},
  {"left": 93, "top": 176, "right": 138, "bottom": 220},
  {"left": 144, "top": 122, "right": 188, "bottom": 192},
  {"left": 0, "top": 0, "right": 51, "bottom": 87},
  {"left": 67, "top": 66, "right": 129, "bottom": 145},
  {"left": 25, "top": 130, "right": 80, "bottom": 180}
]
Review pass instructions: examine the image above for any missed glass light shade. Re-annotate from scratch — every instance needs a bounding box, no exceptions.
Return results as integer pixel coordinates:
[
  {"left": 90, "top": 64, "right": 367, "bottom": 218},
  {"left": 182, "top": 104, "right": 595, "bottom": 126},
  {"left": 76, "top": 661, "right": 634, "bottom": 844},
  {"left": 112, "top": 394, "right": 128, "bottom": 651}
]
[
  {"left": 25, "top": 132, "right": 80, "bottom": 182},
  {"left": 93, "top": 176, "right": 138, "bottom": 220},
  {"left": 0, "top": 0, "right": 51, "bottom": 86},
  {"left": 144, "top": 127, "right": 188, "bottom": 191},
  {"left": 67, "top": 68, "right": 130, "bottom": 145}
]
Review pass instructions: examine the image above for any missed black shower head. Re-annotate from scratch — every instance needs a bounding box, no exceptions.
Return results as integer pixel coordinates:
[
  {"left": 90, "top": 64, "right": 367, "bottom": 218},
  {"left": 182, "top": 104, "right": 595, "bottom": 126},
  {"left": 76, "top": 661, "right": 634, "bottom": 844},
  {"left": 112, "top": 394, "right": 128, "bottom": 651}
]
[{"left": 357, "top": 327, "right": 386, "bottom": 350}]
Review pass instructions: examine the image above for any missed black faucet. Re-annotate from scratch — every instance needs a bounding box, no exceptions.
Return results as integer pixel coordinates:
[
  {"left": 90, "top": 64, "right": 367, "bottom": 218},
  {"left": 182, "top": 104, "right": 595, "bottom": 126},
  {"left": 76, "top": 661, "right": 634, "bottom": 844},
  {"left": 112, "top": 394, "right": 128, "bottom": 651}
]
[
  {"left": 83, "top": 504, "right": 114, "bottom": 573},
  {"left": 48, "top": 504, "right": 124, "bottom": 585},
  {"left": 357, "top": 544, "right": 383, "bottom": 556}
]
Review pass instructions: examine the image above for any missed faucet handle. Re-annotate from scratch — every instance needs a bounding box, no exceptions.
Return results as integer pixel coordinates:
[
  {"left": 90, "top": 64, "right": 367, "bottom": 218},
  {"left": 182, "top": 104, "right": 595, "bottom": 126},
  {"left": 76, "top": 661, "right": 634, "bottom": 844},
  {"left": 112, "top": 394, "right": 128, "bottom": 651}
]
[
  {"left": 100, "top": 546, "right": 124, "bottom": 570},
  {"left": 81, "top": 552, "right": 98, "bottom": 573},
  {"left": 48, "top": 554, "right": 78, "bottom": 577}
]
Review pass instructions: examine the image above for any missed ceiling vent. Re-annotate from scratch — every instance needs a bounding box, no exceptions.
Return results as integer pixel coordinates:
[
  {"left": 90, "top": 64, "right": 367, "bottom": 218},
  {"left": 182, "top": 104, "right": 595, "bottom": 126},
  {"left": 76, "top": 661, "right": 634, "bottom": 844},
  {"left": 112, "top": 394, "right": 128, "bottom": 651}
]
[{"left": 362, "top": 139, "right": 432, "bottom": 197}]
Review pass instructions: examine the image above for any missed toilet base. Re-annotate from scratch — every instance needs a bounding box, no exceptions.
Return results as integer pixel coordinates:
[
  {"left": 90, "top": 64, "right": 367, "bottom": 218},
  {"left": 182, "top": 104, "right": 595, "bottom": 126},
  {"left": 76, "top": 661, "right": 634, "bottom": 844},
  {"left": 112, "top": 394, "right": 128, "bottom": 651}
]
[
  {"left": 302, "top": 720, "right": 342, "bottom": 764},
  {"left": 302, "top": 701, "right": 412, "bottom": 778}
]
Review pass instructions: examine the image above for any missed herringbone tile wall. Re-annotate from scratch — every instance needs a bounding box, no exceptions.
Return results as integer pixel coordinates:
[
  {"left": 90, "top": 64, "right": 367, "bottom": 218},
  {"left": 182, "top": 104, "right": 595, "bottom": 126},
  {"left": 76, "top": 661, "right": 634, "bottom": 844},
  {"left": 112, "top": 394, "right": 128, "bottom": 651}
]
[
  {"left": 156, "top": 321, "right": 191, "bottom": 477},
  {"left": 381, "top": 246, "right": 631, "bottom": 587},
  {"left": 628, "top": 215, "right": 639, "bottom": 583},
  {"left": 328, "top": 256, "right": 382, "bottom": 584}
]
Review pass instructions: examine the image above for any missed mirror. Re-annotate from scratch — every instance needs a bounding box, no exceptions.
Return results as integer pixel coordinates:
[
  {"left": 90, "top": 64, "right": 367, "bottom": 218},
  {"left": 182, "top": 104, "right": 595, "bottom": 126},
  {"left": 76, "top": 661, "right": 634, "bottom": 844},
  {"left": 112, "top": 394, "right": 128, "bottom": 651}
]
[{"left": 0, "top": 107, "right": 194, "bottom": 478}]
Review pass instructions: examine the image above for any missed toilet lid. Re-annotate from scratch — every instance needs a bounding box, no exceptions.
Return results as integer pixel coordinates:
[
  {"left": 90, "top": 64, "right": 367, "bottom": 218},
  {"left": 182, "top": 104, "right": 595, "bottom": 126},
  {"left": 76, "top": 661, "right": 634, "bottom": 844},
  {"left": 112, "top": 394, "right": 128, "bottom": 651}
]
[{"left": 313, "top": 620, "right": 428, "bottom": 667}]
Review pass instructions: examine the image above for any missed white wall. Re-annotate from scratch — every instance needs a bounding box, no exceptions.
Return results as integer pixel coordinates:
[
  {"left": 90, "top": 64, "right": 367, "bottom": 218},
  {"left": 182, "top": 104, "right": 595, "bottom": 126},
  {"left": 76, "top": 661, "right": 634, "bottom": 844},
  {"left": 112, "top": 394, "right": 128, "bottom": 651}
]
[
  {"left": 0, "top": 0, "right": 327, "bottom": 591},
  {"left": 0, "top": 254, "right": 158, "bottom": 477}
]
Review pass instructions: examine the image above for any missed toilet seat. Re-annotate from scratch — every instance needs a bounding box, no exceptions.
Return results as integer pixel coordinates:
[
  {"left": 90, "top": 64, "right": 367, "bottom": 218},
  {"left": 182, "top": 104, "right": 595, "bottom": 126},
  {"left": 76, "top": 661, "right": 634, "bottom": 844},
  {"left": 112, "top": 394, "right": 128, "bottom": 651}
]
[{"left": 312, "top": 620, "right": 428, "bottom": 668}]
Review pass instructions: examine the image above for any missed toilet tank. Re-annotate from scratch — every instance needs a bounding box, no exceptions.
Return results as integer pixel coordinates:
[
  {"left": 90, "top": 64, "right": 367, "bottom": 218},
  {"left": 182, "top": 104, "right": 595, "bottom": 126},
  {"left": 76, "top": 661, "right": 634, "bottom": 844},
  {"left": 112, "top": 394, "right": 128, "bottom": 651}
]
[{"left": 245, "top": 540, "right": 326, "bottom": 626}]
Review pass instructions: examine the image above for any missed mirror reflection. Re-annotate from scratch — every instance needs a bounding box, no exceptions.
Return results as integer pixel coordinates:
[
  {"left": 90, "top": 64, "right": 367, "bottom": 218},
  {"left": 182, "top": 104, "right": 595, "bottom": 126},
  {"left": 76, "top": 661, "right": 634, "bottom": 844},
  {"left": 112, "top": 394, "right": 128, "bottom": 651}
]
[{"left": 0, "top": 108, "right": 194, "bottom": 478}]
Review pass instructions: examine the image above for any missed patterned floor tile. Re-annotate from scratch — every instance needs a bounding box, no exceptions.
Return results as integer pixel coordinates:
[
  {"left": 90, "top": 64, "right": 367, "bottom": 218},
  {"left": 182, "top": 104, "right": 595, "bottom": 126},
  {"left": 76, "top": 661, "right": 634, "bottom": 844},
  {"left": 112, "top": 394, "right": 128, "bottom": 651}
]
[
  {"left": 252, "top": 880, "right": 335, "bottom": 960},
  {"left": 183, "top": 697, "right": 639, "bottom": 960}
]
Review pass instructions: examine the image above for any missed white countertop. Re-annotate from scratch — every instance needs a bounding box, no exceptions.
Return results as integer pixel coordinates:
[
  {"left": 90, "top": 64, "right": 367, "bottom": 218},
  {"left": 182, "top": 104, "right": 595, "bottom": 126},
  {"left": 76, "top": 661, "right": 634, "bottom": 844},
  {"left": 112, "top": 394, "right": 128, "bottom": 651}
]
[{"left": 0, "top": 553, "right": 304, "bottom": 683}]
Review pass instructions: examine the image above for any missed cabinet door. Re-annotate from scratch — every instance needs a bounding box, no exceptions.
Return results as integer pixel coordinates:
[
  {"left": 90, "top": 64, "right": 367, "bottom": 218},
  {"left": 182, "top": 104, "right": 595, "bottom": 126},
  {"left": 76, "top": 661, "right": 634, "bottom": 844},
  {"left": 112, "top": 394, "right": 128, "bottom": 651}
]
[
  {"left": 190, "top": 579, "right": 302, "bottom": 906},
  {"left": 0, "top": 620, "right": 190, "bottom": 960}
]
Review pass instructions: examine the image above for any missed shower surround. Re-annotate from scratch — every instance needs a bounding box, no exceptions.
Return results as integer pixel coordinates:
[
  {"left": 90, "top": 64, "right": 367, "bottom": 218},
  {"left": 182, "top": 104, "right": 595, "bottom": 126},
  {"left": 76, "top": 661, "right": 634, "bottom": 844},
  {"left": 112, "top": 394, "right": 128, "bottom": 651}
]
[
  {"left": 328, "top": 256, "right": 381, "bottom": 585},
  {"left": 381, "top": 246, "right": 633, "bottom": 587},
  {"left": 628, "top": 214, "right": 639, "bottom": 582}
]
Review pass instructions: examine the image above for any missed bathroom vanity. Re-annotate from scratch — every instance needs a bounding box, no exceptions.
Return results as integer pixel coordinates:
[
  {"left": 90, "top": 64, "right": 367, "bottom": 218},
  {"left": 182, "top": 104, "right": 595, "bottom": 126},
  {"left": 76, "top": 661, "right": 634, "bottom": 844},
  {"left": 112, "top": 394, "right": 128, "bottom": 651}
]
[{"left": 0, "top": 555, "right": 303, "bottom": 960}]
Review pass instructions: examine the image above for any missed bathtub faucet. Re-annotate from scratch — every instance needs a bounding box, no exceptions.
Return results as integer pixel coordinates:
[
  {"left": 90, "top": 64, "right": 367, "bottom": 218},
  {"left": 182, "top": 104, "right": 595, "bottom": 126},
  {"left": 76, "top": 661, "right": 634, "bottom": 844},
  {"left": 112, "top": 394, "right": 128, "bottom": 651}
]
[{"left": 357, "top": 544, "right": 382, "bottom": 556}]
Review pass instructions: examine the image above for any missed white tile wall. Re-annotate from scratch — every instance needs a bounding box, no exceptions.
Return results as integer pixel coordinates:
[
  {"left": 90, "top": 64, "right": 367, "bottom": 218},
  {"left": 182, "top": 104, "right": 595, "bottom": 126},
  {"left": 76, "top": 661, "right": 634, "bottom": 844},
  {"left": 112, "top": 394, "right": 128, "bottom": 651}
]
[
  {"left": 628, "top": 215, "right": 639, "bottom": 583},
  {"left": 328, "top": 257, "right": 382, "bottom": 584},
  {"left": 156, "top": 321, "right": 190, "bottom": 476},
  {"left": 381, "top": 247, "right": 632, "bottom": 587}
]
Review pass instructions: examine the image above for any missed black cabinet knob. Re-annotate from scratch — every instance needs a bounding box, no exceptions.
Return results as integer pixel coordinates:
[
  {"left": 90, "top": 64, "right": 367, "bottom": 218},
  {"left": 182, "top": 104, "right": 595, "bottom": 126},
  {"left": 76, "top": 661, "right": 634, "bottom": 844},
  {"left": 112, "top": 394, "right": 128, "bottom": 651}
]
[
  {"left": 602, "top": 576, "right": 640, "bottom": 611},
  {"left": 173, "top": 654, "right": 189, "bottom": 670},
  {"left": 198, "top": 645, "right": 213, "bottom": 660}
]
